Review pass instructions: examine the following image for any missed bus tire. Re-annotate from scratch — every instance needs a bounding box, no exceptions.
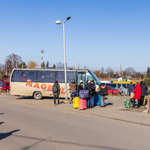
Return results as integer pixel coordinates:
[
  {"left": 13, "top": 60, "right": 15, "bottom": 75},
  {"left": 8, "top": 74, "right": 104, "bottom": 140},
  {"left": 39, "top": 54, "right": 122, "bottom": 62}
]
[{"left": 33, "top": 91, "right": 42, "bottom": 100}]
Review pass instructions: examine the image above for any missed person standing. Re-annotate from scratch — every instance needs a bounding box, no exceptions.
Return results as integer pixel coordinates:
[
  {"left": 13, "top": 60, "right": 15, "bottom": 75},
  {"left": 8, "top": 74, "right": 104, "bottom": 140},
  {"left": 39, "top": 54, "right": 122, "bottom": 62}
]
[
  {"left": 91, "top": 80, "right": 96, "bottom": 90},
  {"left": 140, "top": 81, "right": 148, "bottom": 106},
  {"left": 132, "top": 83, "right": 141, "bottom": 108},
  {"left": 128, "top": 82, "right": 135, "bottom": 96},
  {"left": 84, "top": 80, "right": 95, "bottom": 108},
  {"left": 52, "top": 80, "right": 60, "bottom": 105},
  {"left": 78, "top": 82, "right": 83, "bottom": 93},
  {"left": 69, "top": 79, "right": 77, "bottom": 103},
  {"left": 98, "top": 83, "right": 107, "bottom": 107}
]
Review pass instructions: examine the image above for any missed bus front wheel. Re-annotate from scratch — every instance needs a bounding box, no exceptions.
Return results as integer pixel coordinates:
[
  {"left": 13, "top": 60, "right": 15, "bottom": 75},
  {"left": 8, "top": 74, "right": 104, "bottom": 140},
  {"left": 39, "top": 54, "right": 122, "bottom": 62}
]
[{"left": 33, "top": 91, "right": 42, "bottom": 100}]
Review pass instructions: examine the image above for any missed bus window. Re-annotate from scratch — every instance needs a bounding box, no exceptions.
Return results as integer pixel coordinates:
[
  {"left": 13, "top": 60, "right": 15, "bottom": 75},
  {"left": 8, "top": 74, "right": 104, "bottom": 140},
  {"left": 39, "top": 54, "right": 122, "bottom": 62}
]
[
  {"left": 78, "top": 72, "right": 86, "bottom": 87},
  {"left": 11, "top": 70, "right": 38, "bottom": 82},
  {"left": 56, "top": 71, "right": 65, "bottom": 83},
  {"left": 37, "top": 71, "right": 56, "bottom": 83},
  {"left": 67, "top": 71, "right": 76, "bottom": 83},
  {"left": 11, "top": 70, "right": 22, "bottom": 82}
]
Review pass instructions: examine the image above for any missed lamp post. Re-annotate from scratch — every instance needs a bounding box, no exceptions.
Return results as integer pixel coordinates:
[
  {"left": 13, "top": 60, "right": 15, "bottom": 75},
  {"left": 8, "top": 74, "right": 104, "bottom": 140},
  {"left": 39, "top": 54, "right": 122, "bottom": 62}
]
[{"left": 55, "top": 17, "right": 71, "bottom": 100}]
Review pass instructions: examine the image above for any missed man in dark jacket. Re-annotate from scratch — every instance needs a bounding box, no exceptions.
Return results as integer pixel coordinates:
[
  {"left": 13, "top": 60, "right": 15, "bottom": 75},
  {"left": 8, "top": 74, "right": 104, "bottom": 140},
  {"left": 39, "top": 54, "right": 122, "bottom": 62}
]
[
  {"left": 84, "top": 80, "right": 95, "bottom": 108},
  {"left": 128, "top": 82, "right": 135, "bottom": 96},
  {"left": 140, "top": 81, "right": 148, "bottom": 106},
  {"left": 78, "top": 82, "right": 83, "bottom": 92},
  {"left": 69, "top": 79, "right": 77, "bottom": 103},
  {"left": 53, "top": 80, "right": 60, "bottom": 105}
]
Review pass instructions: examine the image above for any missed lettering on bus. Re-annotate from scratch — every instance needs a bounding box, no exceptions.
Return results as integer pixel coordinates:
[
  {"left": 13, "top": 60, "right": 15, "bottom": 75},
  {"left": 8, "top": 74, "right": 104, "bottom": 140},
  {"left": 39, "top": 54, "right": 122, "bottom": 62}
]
[{"left": 26, "top": 80, "right": 65, "bottom": 94}]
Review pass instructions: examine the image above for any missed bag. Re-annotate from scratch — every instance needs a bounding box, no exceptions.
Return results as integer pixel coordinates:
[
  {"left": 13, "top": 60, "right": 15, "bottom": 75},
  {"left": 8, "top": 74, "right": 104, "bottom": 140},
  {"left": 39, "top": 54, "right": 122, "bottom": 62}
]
[
  {"left": 71, "top": 91, "right": 78, "bottom": 97},
  {"left": 124, "top": 99, "right": 130, "bottom": 108},
  {"left": 52, "top": 85, "right": 58, "bottom": 93},
  {"left": 79, "top": 90, "right": 89, "bottom": 99}
]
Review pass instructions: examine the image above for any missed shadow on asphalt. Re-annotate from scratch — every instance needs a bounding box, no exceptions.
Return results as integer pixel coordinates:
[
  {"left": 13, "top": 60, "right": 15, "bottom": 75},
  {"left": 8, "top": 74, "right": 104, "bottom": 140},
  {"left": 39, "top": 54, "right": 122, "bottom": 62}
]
[
  {"left": 105, "top": 102, "right": 113, "bottom": 106},
  {"left": 12, "top": 135, "right": 128, "bottom": 150},
  {"left": 0, "top": 122, "right": 4, "bottom": 125},
  {"left": 0, "top": 113, "right": 4, "bottom": 115},
  {"left": 16, "top": 96, "right": 66, "bottom": 100},
  {"left": 0, "top": 129, "right": 20, "bottom": 140}
]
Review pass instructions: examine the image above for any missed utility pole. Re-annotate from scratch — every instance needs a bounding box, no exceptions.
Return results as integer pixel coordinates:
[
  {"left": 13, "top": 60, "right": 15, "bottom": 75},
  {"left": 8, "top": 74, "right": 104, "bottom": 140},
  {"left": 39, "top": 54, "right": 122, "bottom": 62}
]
[{"left": 120, "top": 64, "right": 122, "bottom": 77}]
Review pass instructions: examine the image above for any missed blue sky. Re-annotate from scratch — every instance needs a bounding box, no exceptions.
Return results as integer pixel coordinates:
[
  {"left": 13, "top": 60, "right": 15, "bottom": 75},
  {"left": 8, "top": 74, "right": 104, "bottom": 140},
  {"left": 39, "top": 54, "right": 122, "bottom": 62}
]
[{"left": 0, "top": 0, "right": 150, "bottom": 72}]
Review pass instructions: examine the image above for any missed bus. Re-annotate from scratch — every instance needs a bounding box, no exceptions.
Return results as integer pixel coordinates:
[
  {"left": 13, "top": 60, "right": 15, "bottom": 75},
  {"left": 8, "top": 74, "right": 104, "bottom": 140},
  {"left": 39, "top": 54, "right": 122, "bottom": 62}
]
[{"left": 10, "top": 68, "right": 100, "bottom": 99}]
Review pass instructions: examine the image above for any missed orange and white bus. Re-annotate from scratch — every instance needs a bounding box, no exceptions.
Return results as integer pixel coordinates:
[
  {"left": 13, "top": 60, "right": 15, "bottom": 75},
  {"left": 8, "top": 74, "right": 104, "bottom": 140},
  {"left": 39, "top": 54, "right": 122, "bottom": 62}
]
[{"left": 10, "top": 68, "right": 100, "bottom": 99}]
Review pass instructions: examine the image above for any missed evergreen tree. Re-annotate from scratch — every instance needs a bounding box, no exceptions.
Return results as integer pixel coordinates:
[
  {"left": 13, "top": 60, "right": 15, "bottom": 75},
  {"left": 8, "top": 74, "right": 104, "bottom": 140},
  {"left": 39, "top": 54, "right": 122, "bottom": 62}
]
[
  {"left": 53, "top": 64, "right": 56, "bottom": 68},
  {"left": 41, "top": 62, "right": 45, "bottom": 69},
  {"left": 147, "top": 67, "right": 150, "bottom": 77},
  {"left": 141, "top": 74, "right": 144, "bottom": 79},
  {"left": 18, "top": 62, "right": 27, "bottom": 68},
  {"left": 46, "top": 61, "right": 49, "bottom": 68}
]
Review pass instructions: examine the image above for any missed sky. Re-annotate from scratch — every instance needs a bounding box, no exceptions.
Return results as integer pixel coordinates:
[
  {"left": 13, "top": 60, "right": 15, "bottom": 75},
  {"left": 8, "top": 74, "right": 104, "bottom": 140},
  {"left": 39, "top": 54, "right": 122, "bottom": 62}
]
[{"left": 0, "top": 0, "right": 150, "bottom": 73}]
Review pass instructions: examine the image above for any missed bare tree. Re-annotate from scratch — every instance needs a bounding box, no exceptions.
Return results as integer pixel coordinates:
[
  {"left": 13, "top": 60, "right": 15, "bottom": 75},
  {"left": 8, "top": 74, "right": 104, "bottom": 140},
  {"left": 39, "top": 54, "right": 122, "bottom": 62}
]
[
  {"left": 93, "top": 70, "right": 100, "bottom": 77},
  {"left": 106, "top": 67, "right": 114, "bottom": 77},
  {"left": 5, "top": 53, "right": 22, "bottom": 70},
  {"left": 124, "top": 67, "right": 136, "bottom": 76},
  {"left": 56, "top": 62, "right": 64, "bottom": 68}
]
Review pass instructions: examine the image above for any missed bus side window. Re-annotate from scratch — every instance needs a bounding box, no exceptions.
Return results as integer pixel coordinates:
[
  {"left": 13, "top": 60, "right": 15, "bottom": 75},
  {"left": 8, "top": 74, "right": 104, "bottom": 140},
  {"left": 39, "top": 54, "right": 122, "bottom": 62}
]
[
  {"left": 56, "top": 71, "right": 65, "bottom": 83},
  {"left": 11, "top": 70, "right": 22, "bottom": 82},
  {"left": 67, "top": 71, "right": 76, "bottom": 83}
]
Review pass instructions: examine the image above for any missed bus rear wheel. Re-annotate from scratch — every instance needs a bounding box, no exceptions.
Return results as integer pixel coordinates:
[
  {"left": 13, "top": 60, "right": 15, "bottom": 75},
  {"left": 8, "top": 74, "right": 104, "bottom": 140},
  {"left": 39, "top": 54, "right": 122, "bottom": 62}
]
[{"left": 33, "top": 91, "right": 42, "bottom": 100}]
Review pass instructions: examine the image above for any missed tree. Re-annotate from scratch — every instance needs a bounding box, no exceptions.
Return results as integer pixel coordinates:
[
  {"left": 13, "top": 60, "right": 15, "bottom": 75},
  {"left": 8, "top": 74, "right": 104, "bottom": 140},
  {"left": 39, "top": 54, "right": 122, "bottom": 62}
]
[
  {"left": 94, "top": 70, "right": 100, "bottom": 77},
  {"left": 106, "top": 67, "right": 114, "bottom": 77},
  {"left": 27, "top": 61, "right": 37, "bottom": 69},
  {"left": 5, "top": 53, "right": 22, "bottom": 70},
  {"left": 147, "top": 67, "right": 150, "bottom": 78},
  {"left": 71, "top": 66, "right": 76, "bottom": 70},
  {"left": 53, "top": 64, "right": 56, "bottom": 68},
  {"left": 56, "top": 62, "right": 64, "bottom": 68},
  {"left": 18, "top": 62, "right": 27, "bottom": 68},
  {"left": 46, "top": 61, "right": 49, "bottom": 68},
  {"left": 124, "top": 67, "right": 135, "bottom": 76},
  {"left": 141, "top": 74, "right": 144, "bottom": 79},
  {"left": 41, "top": 62, "right": 45, "bottom": 69}
]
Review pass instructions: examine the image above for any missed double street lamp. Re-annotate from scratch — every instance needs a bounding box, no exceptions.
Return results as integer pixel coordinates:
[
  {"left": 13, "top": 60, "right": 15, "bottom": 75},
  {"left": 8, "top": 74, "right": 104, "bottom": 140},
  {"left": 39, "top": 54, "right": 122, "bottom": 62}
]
[{"left": 55, "top": 17, "right": 71, "bottom": 100}]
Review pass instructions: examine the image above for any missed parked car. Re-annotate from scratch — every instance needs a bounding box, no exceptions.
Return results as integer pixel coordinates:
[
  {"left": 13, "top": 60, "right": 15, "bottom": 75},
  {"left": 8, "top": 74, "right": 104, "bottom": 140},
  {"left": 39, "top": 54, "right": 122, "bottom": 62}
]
[
  {"left": 106, "top": 86, "right": 121, "bottom": 95},
  {"left": 0, "top": 81, "right": 10, "bottom": 91},
  {"left": 104, "top": 83, "right": 128, "bottom": 95}
]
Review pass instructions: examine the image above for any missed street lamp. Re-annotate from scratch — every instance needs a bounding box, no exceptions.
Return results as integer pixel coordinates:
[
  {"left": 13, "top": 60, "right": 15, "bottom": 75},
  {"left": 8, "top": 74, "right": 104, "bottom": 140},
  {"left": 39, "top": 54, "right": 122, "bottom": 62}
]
[{"left": 55, "top": 16, "right": 71, "bottom": 100}]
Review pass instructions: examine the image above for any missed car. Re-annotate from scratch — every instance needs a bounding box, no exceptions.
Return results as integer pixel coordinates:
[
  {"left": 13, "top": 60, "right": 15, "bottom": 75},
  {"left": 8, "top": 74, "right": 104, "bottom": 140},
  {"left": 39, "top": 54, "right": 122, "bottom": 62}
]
[
  {"left": 104, "top": 83, "right": 128, "bottom": 95},
  {"left": 106, "top": 86, "right": 121, "bottom": 95},
  {"left": 0, "top": 81, "right": 10, "bottom": 91}
]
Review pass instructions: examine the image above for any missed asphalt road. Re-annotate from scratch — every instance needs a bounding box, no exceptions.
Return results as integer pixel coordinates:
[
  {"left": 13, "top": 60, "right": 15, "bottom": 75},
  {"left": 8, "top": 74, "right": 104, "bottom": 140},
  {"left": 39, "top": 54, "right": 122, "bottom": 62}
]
[{"left": 0, "top": 95, "right": 150, "bottom": 150}]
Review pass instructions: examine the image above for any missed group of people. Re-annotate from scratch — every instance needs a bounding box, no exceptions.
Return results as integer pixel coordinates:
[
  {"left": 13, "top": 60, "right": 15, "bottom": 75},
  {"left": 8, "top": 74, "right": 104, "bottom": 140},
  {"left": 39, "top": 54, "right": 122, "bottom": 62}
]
[
  {"left": 52, "top": 79, "right": 108, "bottom": 107},
  {"left": 128, "top": 81, "right": 148, "bottom": 108}
]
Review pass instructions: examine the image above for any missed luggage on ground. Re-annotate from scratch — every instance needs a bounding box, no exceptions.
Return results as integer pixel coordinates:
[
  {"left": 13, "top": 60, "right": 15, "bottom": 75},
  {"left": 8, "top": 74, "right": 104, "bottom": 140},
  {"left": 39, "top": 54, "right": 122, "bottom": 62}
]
[
  {"left": 124, "top": 99, "right": 130, "bottom": 108},
  {"left": 73, "top": 97, "right": 79, "bottom": 108},
  {"left": 94, "top": 94, "right": 101, "bottom": 106},
  {"left": 79, "top": 90, "right": 89, "bottom": 99},
  {"left": 79, "top": 98, "right": 87, "bottom": 110},
  {"left": 71, "top": 91, "right": 79, "bottom": 97}
]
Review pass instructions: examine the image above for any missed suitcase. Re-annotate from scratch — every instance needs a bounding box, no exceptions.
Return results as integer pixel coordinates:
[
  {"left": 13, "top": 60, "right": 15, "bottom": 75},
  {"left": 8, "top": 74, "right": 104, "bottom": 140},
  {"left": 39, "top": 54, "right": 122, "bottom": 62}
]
[
  {"left": 73, "top": 97, "right": 79, "bottom": 108},
  {"left": 79, "top": 98, "right": 87, "bottom": 110},
  {"left": 94, "top": 95, "right": 101, "bottom": 106}
]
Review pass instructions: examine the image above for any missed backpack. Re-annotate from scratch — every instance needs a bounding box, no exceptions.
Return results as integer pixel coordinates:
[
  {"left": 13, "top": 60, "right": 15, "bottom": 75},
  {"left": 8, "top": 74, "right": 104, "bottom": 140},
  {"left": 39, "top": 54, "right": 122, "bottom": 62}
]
[{"left": 53, "top": 85, "right": 58, "bottom": 93}]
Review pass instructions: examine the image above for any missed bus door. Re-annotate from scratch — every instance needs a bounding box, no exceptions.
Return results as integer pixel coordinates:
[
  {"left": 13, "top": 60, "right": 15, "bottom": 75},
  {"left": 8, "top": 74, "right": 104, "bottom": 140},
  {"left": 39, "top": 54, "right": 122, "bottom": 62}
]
[{"left": 77, "top": 71, "right": 86, "bottom": 88}]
